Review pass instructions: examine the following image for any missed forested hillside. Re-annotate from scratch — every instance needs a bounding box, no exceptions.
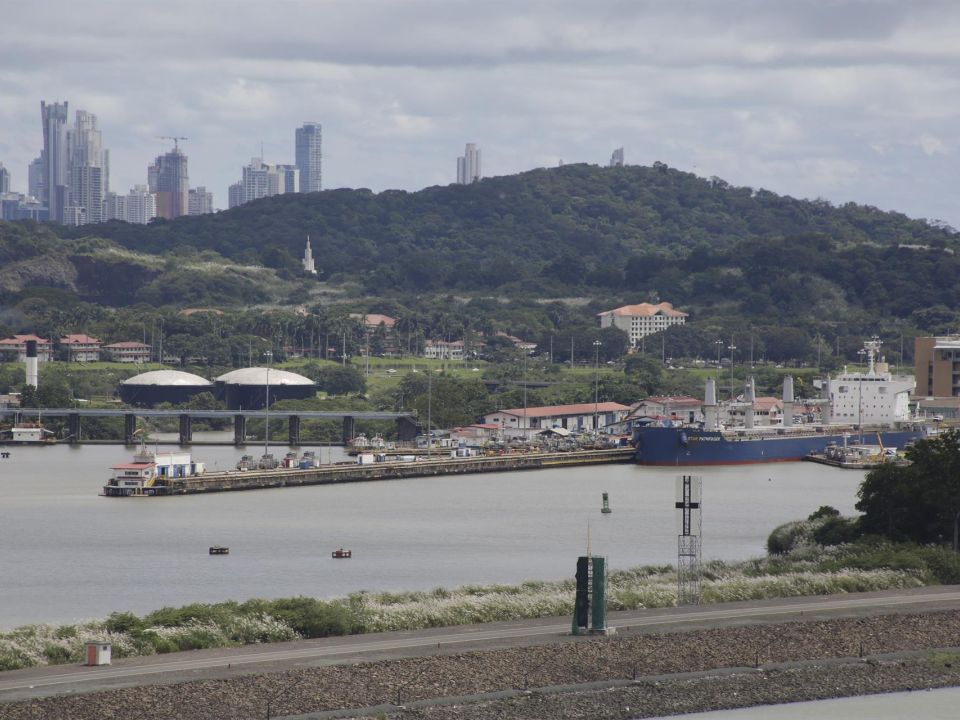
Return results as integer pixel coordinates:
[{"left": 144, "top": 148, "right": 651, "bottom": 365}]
[
  {"left": 50, "top": 163, "right": 955, "bottom": 302},
  {"left": 2, "top": 163, "right": 958, "bottom": 333}
]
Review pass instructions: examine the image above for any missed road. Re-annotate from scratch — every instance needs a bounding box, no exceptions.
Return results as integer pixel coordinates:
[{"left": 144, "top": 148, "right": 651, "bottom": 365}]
[{"left": 2, "top": 585, "right": 959, "bottom": 703}]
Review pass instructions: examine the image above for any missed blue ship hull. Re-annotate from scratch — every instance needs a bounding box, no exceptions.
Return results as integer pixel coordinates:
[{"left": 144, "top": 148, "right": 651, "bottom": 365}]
[{"left": 633, "top": 426, "right": 926, "bottom": 466}]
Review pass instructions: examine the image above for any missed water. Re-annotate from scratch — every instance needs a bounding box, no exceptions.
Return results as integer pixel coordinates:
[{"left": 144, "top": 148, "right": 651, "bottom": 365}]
[
  {"left": 653, "top": 686, "right": 960, "bottom": 719},
  {"left": 0, "top": 438, "right": 865, "bottom": 628}
]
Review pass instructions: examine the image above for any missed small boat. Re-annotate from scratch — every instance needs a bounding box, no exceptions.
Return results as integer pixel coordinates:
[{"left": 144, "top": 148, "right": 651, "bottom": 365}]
[
  {"left": 331, "top": 548, "right": 352, "bottom": 559},
  {"left": 236, "top": 454, "right": 256, "bottom": 471},
  {"left": 209, "top": 545, "right": 229, "bottom": 555}
]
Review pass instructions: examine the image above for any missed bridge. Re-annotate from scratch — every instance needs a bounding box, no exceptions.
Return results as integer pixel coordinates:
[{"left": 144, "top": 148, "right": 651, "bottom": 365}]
[{"left": 0, "top": 408, "right": 418, "bottom": 446}]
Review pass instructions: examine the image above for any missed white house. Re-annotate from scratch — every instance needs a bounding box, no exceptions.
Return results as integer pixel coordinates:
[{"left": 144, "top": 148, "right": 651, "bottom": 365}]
[{"left": 597, "top": 302, "right": 688, "bottom": 349}]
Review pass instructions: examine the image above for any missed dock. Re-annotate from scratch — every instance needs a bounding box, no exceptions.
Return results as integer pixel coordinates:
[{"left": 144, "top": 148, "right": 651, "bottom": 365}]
[
  {"left": 803, "top": 454, "right": 907, "bottom": 470},
  {"left": 104, "top": 448, "right": 636, "bottom": 497}
]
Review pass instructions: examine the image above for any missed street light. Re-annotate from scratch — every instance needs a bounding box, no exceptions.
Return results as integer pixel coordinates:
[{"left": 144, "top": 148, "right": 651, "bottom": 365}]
[
  {"left": 264, "top": 350, "right": 272, "bottom": 459},
  {"left": 727, "top": 342, "right": 737, "bottom": 400},
  {"left": 714, "top": 339, "right": 723, "bottom": 376},
  {"left": 593, "top": 340, "right": 602, "bottom": 432},
  {"left": 857, "top": 347, "right": 866, "bottom": 442}
]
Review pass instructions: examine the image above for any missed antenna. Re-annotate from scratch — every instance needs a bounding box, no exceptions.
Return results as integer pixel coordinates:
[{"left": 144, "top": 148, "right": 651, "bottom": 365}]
[{"left": 157, "top": 136, "right": 188, "bottom": 151}]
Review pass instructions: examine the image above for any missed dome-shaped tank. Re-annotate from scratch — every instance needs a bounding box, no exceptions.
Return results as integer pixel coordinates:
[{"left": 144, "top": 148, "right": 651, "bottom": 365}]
[
  {"left": 214, "top": 367, "right": 315, "bottom": 409},
  {"left": 119, "top": 370, "right": 214, "bottom": 407}
]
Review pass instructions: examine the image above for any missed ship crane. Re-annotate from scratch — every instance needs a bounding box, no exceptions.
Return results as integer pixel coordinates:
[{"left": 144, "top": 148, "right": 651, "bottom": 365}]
[{"left": 157, "top": 135, "right": 188, "bottom": 151}]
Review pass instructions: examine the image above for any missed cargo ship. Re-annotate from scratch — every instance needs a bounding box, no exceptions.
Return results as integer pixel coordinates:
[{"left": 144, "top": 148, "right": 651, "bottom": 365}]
[{"left": 633, "top": 340, "right": 931, "bottom": 466}]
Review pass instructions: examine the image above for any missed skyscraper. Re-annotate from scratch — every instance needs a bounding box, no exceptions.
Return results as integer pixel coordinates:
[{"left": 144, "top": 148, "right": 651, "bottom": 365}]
[
  {"left": 41, "top": 101, "right": 70, "bottom": 222},
  {"left": 609, "top": 148, "right": 625, "bottom": 167},
  {"left": 67, "top": 110, "right": 108, "bottom": 224},
  {"left": 104, "top": 185, "right": 157, "bottom": 224},
  {"left": 0, "top": 163, "right": 9, "bottom": 194},
  {"left": 295, "top": 122, "right": 322, "bottom": 193},
  {"left": 188, "top": 186, "right": 213, "bottom": 215},
  {"left": 148, "top": 142, "right": 189, "bottom": 219},
  {"left": 28, "top": 156, "right": 43, "bottom": 200},
  {"left": 456, "top": 143, "right": 481, "bottom": 184}
]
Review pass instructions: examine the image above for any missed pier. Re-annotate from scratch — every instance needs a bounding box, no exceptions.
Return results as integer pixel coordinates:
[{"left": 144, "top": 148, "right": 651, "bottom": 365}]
[
  {"left": 104, "top": 448, "right": 636, "bottom": 496},
  {"left": 0, "top": 408, "right": 417, "bottom": 446}
]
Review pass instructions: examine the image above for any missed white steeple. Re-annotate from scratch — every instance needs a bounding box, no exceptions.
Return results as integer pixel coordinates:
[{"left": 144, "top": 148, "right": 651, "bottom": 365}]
[{"left": 302, "top": 235, "right": 317, "bottom": 274}]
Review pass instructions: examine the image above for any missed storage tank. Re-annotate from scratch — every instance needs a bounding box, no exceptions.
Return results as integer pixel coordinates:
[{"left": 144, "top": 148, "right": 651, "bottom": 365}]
[
  {"left": 119, "top": 370, "right": 214, "bottom": 407},
  {"left": 214, "top": 367, "right": 316, "bottom": 410}
]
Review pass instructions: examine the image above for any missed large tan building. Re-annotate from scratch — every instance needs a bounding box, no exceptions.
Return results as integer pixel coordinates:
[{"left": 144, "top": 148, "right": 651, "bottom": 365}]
[
  {"left": 597, "top": 302, "right": 688, "bottom": 349},
  {"left": 915, "top": 336, "right": 960, "bottom": 397}
]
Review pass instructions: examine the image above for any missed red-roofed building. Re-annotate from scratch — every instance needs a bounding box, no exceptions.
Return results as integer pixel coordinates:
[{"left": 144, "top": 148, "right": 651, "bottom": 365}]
[
  {"left": 60, "top": 334, "right": 102, "bottom": 362},
  {"left": 0, "top": 334, "right": 52, "bottom": 361},
  {"left": 104, "top": 341, "right": 151, "bottom": 364},
  {"left": 349, "top": 313, "right": 396, "bottom": 328},
  {"left": 597, "top": 302, "right": 688, "bottom": 349},
  {"left": 482, "top": 402, "right": 631, "bottom": 434}
]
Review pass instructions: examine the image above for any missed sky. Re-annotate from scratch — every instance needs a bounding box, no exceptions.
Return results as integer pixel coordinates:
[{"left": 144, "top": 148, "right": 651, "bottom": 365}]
[{"left": 2, "top": 0, "right": 960, "bottom": 224}]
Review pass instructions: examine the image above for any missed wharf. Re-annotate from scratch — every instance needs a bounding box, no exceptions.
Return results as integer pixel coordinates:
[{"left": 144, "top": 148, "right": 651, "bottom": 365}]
[{"left": 107, "top": 448, "right": 636, "bottom": 497}]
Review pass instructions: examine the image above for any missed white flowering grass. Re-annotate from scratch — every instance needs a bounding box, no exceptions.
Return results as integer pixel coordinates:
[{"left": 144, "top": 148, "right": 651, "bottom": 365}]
[{"left": 0, "top": 541, "right": 939, "bottom": 671}]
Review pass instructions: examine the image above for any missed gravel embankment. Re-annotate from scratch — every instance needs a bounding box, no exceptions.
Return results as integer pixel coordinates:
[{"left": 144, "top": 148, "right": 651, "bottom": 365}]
[{"left": 4, "top": 610, "right": 960, "bottom": 719}]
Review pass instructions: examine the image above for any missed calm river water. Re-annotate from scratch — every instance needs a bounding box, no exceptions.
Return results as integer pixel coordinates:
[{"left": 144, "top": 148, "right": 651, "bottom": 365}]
[{"left": 0, "top": 437, "right": 865, "bottom": 628}]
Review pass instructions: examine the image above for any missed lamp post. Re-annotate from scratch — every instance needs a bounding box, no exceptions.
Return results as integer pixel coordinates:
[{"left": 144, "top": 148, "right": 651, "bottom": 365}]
[
  {"left": 727, "top": 342, "right": 737, "bottom": 400},
  {"left": 522, "top": 349, "right": 528, "bottom": 440},
  {"left": 857, "top": 347, "right": 866, "bottom": 442},
  {"left": 714, "top": 339, "right": 723, "bottom": 377},
  {"left": 593, "top": 340, "right": 602, "bottom": 433},
  {"left": 264, "top": 350, "right": 272, "bottom": 458}
]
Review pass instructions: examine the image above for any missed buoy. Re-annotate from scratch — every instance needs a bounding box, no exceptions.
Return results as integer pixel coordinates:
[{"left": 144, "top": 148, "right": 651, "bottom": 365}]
[{"left": 601, "top": 492, "right": 612, "bottom": 514}]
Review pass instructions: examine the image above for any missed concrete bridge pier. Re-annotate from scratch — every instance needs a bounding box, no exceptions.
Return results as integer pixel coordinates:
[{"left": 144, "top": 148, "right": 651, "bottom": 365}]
[
  {"left": 288, "top": 415, "right": 301, "bottom": 447},
  {"left": 396, "top": 416, "right": 419, "bottom": 442},
  {"left": 179, "top": 414, "right": 193, "bottom": 445},
  {"left": 123, "top": 414, "right": 137, "bottom": 445},
  {"left": 233, "top": 414, "right": 246, "bottom": 445},
  {"left": 342, "top": 416, "right": 355, "bottom": 444},
  {"left": 68, "top": 412, "right": 81, "bottom": 444}
]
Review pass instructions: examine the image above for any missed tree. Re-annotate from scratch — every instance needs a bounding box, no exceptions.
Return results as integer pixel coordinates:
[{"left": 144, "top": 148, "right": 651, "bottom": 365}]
[{"left": 857, "top": 430, "right": 960, "bottom": 550}]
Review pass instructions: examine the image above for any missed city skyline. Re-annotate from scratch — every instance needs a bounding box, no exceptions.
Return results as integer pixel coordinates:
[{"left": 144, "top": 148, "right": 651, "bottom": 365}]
[{"left": 2, "top": 2, "right": 960, "bottom": 225}]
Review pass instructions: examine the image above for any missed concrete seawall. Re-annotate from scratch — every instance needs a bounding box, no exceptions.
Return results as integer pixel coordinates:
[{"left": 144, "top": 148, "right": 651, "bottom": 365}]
[{"left": 154, "top": 448, "right": 636, "bottom": 496}]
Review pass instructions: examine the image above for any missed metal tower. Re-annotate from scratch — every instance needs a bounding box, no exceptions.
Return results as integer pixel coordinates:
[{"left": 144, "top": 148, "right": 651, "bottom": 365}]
[{"left": 676, "top": 474, "right": 702, "bottom": 606}]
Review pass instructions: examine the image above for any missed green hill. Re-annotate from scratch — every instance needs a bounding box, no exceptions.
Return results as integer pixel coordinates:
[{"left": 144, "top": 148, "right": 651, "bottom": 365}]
[{"left": 4, "top": 162, "right": 957, "bottom": 327}]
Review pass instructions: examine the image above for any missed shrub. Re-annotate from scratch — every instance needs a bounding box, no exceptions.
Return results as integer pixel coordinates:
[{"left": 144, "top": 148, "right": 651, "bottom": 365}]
[
  {"left": 105, "top": 611, "right": 143, "bottom": 634},
  {"left": 767, "top": 520, "right": 812, "bottom": 555},
  {"left": 42, "top": 644, "right": 73, "bottom": 665},
  {"left": 808, "top": 505, "right": 841, "bottom": 521},
  {"left": 813, "top": 517, "right": 861, "bottom": 546}
]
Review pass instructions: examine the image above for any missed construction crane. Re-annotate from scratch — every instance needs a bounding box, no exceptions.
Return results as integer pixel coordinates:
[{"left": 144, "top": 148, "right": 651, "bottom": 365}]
[{"left": 157, "top": 136, "right": 188, "bottom": 152}]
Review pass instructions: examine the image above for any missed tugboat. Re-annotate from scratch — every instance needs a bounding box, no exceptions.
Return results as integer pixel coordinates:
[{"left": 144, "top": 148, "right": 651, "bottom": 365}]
[{"left": 331, "top": 548, "right": 352, "bottom": 559}]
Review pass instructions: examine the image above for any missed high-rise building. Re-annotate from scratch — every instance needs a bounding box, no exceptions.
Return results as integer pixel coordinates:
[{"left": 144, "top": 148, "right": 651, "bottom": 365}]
[
  {"left": 227, "top": 182, "right": 243, "bottom": 209},
  {"left": 104, "top": 185, "right": 156, "bottom": 224},
  {"left": 277, "top": 164, "right": 300, "bottom": 194},
  {"left": 609, "top": 148, "right": 625, "bottom": 167},
  {"left": 28, "top": 156, "right": 44, "bottom": 200},
  {"left": 66, "top": 110, "right": 109, "bottom": 225},
  {"left": 188, "top": 186, "right": 213, "bottom": 215},
  {"left": 456, "top": 143, "right": 481, "bottom": 184},
  {"left": 41, "top": 101, "right": 70, "bottom": 222},
  {"left": 295, "top": 122, "right": 322, "bottom": 193},
  {"left": 230, "top": 157, "right": 295, "bottom": 208},
  {"left": 39, "top": 104, "right": 110, "bottom": 225},
  {"left": 148, "top": 142, "right": 189, "bottom": 219},
  {"left": 0, "top": 163, "right": 9, "bottom": 194}
]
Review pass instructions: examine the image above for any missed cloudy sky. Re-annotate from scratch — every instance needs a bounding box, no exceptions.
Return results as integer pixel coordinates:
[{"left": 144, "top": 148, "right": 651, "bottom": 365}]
[{"left": 2, "top": 0, "right": 959, "bottom": 224}]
